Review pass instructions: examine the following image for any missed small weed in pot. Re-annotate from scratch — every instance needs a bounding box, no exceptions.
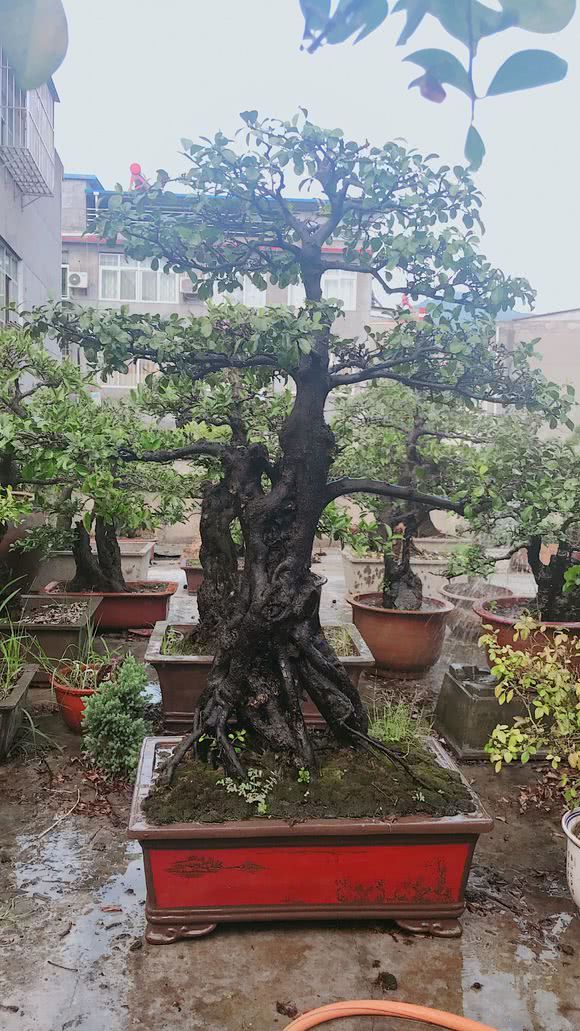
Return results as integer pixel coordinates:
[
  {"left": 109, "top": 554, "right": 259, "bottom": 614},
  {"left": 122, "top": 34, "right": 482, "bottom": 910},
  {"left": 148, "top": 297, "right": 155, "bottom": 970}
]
[{"left": 82, "top": 655, "right": 151, "bottom": 780}]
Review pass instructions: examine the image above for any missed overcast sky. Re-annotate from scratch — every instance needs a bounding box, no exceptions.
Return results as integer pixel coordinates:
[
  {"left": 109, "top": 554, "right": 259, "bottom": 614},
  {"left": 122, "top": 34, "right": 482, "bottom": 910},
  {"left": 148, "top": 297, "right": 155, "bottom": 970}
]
[{"left": 55, "top": 1, "right": 580, "bottom": 313}]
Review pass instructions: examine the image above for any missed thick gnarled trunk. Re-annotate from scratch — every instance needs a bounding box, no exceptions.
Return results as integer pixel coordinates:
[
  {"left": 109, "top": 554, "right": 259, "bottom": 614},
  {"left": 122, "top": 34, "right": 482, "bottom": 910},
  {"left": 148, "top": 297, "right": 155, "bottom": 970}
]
[
  {"left": 528, "top": 537, "right": 580, "bottom": 622},
  {"left": 161, "top": 364, "right": 370, "bottom": 782},
  {"left": 69, "top": 518, "right": 127, "bottom": 593}
]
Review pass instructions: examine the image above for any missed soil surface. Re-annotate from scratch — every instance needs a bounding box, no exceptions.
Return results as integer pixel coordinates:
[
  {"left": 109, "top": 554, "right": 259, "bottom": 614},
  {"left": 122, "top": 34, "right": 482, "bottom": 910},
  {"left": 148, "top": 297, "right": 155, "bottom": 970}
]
[
  {"left": 143, "top": 739, "right": 475, "bottom": 824},
  {"left": 161, "top": 624, "right": 358, "bottom": 658},
  {"left": 16, "top": 602, "right": 88, "bottom": 625},
  {"left": 55, "top": 581, "right": 170, "bottom": 595},
  {"left": 360, "top": 594, "right": 447, "bottom": 614}
]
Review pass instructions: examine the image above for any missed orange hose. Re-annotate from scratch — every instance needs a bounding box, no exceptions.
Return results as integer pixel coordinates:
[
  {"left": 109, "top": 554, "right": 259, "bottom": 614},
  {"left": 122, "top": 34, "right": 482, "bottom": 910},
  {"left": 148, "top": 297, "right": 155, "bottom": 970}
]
[{"left": 284, "top": 1000, "right": 500, "bottom": 1031}]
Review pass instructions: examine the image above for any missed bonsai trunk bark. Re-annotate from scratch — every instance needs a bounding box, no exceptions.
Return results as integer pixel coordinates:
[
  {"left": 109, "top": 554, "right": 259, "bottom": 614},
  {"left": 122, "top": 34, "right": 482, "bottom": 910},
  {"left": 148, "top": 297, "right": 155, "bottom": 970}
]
[
  {"left": 69, "top": 519, "right": 128, "bottom": 593},
  {"left": 382, "top": 515, "right": 423, "bottom": 611},
  {"left": 527, "top": 537, "right": 580, "bottom": 621},
  {"left": 161, "top": 362, "right": 370, "bottom": 783}
]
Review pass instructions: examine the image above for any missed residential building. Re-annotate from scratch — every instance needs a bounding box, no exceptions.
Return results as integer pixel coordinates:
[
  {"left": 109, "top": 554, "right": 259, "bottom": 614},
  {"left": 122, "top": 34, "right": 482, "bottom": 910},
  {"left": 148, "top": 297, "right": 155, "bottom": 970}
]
[
  {"left": 497, "top": 309, "right": 580, "bottom": 408},
  {"left": 0, "top": 45, "right": 62, "bottom": 327},
  {"left": 61, "top": 173, "right": 374, "bottom": 393}
]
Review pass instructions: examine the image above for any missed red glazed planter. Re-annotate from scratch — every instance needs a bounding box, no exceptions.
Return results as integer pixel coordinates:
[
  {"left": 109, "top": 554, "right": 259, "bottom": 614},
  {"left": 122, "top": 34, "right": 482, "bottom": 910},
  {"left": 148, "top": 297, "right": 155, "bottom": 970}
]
[
  {"left": 128, "top": 736, "right": 492, "bottom": 944},
  {"left": 473, "top": 596, "right": 580, "bottom": 666},
  {"left": 179, "top": 560, "right": 203, "bottom": 594},
  {"left": 52, "top": 667, "right": 95, "bottom": 732},
  {"left": 348, "top": 593, "right": 453, "bottom": 671},
  {"left": 42, "top": 581, "right": 178, "bottom": 631}
]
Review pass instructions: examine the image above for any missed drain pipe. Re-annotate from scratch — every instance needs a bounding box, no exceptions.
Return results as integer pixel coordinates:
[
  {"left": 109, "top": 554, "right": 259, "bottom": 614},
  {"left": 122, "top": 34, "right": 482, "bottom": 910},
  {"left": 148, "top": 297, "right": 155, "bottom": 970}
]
[{"left": 284, "top": 1000, "right": 499, "bottom": 1031}]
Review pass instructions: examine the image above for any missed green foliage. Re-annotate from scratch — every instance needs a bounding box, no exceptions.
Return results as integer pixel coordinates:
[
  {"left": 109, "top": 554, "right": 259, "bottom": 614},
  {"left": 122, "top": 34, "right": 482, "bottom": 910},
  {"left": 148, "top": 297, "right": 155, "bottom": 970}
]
[
  {"left": 0, "top": 486, "right": 29, "bottom": 527},
  {"left": 0, "top": 630, "right": 26, "bottom": 700},
  {"left": 300, "top": 1, "right": 575, "bottom": 169},
  {"left": 564, "top": 566, "right": 580, "bottom": 594},
  {"left": 81, "top": 655, "right": 151, "bottom": 780},
  {"left": 370, "top": 701, "right": 431, "bottom": 745},
  {"left": 217, "top": 767, "right": 278, "bottom": 815},
  {"left": 444, "top": 543, "right": 494, "bottom": 580},
  {"left": 15, "top": 524, "right": 73, "bottom": 556},
  {"left": 316, "top": 501, "right": 353, "bottom": 548},
  {"left": 483, "top": 619, "right": 580, "bottom": 806}
]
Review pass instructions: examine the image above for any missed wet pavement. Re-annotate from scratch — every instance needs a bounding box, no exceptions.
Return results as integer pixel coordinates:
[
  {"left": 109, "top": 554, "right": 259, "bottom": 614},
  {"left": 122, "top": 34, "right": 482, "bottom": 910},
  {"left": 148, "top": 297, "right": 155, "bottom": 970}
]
[{"left": 0, "top": 552, "right": 578, "bottom": 1031}]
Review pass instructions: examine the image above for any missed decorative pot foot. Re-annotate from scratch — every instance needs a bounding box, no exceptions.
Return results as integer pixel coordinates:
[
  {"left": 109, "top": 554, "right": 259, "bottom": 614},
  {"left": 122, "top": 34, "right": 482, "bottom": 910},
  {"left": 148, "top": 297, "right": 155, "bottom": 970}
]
[
  {"left": 145, "top": 921, "right": 217, "bottom": 945},
  {"left": 395, "top": 917, "right": 462, "bottom": 939}
]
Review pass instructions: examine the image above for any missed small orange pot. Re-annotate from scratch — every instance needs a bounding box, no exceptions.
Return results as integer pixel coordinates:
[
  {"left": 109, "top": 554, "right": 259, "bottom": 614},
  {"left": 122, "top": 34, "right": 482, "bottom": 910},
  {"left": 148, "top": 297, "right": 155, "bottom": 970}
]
[
  {"left": 51, "top": 663, "right": 103, "bottom": 732},
  {"left": 348, "top": 592, "right": 453, "bottom": 671}
]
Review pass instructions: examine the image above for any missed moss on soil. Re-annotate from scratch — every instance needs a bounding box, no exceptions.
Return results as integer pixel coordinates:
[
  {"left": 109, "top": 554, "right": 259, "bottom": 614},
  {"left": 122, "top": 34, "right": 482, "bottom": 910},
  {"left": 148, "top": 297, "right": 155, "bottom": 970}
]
[
  {"left": 143, "top": 738, "right": 475, "bottom": 825},
  {"left": 162, "top": 624, "right": 358, "bottom": 658}
]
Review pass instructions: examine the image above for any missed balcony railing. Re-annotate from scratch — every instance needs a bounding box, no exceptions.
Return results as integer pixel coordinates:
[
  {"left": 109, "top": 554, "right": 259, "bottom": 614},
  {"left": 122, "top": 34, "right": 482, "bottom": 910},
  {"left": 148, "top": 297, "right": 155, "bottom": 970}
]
[{"left": 0, "top": 54, "right": 55, "bottom": 196}]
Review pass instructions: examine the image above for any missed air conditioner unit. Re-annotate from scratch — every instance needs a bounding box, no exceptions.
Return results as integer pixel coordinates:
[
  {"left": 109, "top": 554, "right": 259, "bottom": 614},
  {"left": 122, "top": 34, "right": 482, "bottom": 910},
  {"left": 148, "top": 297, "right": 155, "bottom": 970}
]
[
  {"left": 180, "top": 276, "right": 196, "bottom": 296},
  {"left": 68, "top": 271, "right": 88, "bottom": 290}
]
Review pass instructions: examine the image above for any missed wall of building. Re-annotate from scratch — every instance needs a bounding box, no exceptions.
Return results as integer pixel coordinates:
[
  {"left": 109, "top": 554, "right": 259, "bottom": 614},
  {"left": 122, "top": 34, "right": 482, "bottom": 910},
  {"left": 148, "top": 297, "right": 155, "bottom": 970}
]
[
  {"left": 498, "top": 313, "right": 580, "bottom": 407},
  {"left": 0, "top": 156, "right": 63, "bottom": 311}
]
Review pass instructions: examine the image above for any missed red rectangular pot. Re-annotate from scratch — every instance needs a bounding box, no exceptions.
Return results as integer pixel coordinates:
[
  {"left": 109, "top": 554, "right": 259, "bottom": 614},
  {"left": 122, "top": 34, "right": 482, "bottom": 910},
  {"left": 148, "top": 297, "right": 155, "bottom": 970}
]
[
  {"left": 129, "top": 736, "right": 492, "bottom": 944},
  {"left": 0, "top": 596, "right": 101, "bottom": 685},
  {"left": 40, "top": 581, "right": 178, "bottom": 631},
  {"left": 145, "top": 621, "right": 374, "bottom": 731},
  {"left": 179, "top": 560, "right": 203, "bottom": 594}
]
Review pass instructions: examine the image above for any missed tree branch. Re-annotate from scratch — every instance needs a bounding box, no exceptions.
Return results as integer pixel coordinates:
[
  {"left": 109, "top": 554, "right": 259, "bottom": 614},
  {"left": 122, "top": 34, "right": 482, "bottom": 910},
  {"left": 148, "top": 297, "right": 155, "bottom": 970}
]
[
  {"left": 119, "top": 441, "right": 226, "bottom": 464},
  {"left": 325, "top": 476, "right": 463, "bottom": 513}
]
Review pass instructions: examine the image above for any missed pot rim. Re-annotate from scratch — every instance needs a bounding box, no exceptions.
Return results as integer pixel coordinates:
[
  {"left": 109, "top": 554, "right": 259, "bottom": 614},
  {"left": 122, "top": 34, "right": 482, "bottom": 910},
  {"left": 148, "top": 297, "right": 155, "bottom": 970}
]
[
  {"left": 42, "top": 580, "right": 178, "bottom": 599},
  {"left": 473, "top": 595, "right": 580, "bottom": 629},
  {"left": 347, "top": 592, "right": 454, "bottom": 617},
  {"left": 562, "top": 809, "right": 580, "bottom": 847},
  {"left": 441, "top": 582, "right": 514, "bottom": 604}
]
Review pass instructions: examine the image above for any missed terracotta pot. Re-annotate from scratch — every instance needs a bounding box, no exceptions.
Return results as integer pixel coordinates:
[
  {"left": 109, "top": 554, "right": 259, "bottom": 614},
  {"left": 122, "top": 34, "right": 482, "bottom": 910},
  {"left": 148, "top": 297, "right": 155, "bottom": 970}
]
[
  {"left": 145, "top": 621, "right": 374, "bottom": 732},
  {"left": 179, "top": 560, "right": 203, "bottom": 594},
  {"left": 441, "top": 581, "right": 514, "bottom": 642},
  {"left": 0, "top": 596, "right": 101, "bottom": 685},
  {"left": 473, "top": 596, "right": 580, "bottom": 664},
  {"left": 129, "top": 735, "right": 492, "bottom": 944},
  {"left": 0, "top": 665, "right": 37, "bottom": 759},
  {"left": 41, "top": 581, "right": 177, "bottom": 631},
  {"left": 348, "top": 592, "right": 453, "bottom": 671},
  {"left": 51, "top": 662, "right": 108, "bottom": 732}
]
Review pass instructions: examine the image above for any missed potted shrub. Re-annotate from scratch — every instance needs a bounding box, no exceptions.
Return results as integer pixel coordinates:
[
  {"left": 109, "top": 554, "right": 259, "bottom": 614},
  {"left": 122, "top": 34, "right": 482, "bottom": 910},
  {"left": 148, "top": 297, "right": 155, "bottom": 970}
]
[
  {"left": 40, "top": 112, "right": 570, "bottom": 940},
  {"left": 145, "top": 620, "right": 373, "bottom": 731},
  {"left": 51, "top": 630, "right": 120, "bottom": 732},
  {"left": 482, "top": 618, "right": 580, "bottom": 909},
  {"left": 81, "top": 655, "right": 152, "bottom": 778}
]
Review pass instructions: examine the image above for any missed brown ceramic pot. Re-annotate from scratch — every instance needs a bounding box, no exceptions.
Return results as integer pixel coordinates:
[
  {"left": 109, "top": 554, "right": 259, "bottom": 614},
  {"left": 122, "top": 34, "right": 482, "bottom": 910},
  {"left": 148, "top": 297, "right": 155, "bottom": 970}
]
[
  {"left": 441, "top": 581, "right": 513, "bottom": 642},
  {"left": 41, "top": 581, "right": 177, "bottom": 631},
  {"left": 179, "top": 560, "right": 203, "bottom": 594},
  {"left": 473, "top": 595, "right": 580, "bottom": 665},
  {"left": 348, "top": 592, "right": 454, "bottom": 671}
]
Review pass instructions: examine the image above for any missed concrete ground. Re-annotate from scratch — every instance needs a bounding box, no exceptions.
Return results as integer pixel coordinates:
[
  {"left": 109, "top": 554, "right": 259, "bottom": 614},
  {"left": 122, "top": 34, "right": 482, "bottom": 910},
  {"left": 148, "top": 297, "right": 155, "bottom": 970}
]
[{"left": 0, "top": 552, "right": 578, "bottom": 1031}]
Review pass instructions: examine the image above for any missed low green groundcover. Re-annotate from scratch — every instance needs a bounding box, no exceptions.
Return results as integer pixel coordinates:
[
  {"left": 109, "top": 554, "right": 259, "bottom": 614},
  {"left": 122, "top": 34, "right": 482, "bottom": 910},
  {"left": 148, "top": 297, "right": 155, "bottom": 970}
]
[{"left": 144, "top": 738, "right": 474, "bottom": 825}]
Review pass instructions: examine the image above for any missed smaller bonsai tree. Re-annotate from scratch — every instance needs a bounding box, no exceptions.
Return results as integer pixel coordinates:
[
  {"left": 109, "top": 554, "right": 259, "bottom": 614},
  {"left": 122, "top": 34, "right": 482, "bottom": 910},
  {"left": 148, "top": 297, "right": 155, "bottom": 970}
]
[
  {"left": 0, "top": 327, "right": 199, "bottom": 594},
  {"left": 330, "top": 382, "right": 495, "bottom": 609},
  {"left": 483, "top": 617, "right": 580, "bottom": 808},
  {"left": 458, "top": 414, "right": 580, "bottom": 621}
]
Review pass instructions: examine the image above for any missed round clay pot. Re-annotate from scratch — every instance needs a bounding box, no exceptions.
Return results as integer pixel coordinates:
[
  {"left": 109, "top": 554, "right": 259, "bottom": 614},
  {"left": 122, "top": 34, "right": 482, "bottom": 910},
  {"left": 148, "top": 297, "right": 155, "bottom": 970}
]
[
  {"left": 562, "top": 809, "right": 580, "bottom": 911},
  {"left": 347, "top": 592, "right": 454, "bottom": 671},
  {"left": 51, "top": 664, "right": 98, "bottom": 732},
  {"left": 441, "top": 580, "right": 514, "bottom": 641},
  {"left": 473, "top": 596, "right": 580, "bottom": 664}
]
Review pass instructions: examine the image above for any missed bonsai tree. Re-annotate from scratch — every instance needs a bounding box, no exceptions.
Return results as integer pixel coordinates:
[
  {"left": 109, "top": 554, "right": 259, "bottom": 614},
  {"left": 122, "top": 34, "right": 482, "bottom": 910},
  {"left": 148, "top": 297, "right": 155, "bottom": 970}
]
[
  {"left": 34, "top": 113, "right": 570, "bottom": 782},
  {"left": 331, "top": 382, "right": 495, "bottom": 608},
  {"left": 0, "top": 327, "right": 199, "bottom": 594},
  {"left": 458, "top": 414, "right": 580, "bottom": 621}
]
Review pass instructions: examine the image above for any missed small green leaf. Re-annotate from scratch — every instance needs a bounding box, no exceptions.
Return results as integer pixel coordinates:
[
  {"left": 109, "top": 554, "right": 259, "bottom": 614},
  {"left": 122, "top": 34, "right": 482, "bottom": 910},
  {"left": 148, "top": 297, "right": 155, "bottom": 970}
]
[
  {"left": 404, "top": 48, "right": 474, "bottom": 97},
  {"left": 465, "top": 125, "right": 485, "bottom": 171},
  {"left": 487, "top": 50, "right": 567, "bottom": 97}
]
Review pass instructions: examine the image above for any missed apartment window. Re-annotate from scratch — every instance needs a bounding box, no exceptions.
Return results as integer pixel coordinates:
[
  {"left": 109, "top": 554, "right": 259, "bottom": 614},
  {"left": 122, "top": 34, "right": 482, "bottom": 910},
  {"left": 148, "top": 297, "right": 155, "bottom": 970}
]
[
  {"left": 0, "top": 239, "right": 19, "bottom": 321},
  {"left": 61, "top": 265, "right": 69, "bottom": 299},
  {"left": 99, "top": 253, "right": 179, "bottom": 303},
  {"left": 287, "top": 271, "right": 357, "bottom": 311},
  {"left": 0, "top": 50, "right": 55, "bottom": 194},
  {"left": 213, "top": 276, "right": 267, "bottom": 307}
]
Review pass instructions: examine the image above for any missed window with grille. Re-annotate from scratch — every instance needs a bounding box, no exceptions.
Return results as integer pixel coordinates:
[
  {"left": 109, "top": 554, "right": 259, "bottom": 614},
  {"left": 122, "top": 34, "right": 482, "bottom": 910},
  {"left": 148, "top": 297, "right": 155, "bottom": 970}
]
[
  {"left": 98, "top": 253, "right": 179, "bottom": 303},
  {"left": 0, "top": 239, "right": 19, "bottom": 321},
  {"left": 0, "top": 49, "right": 55, "bottom": 194},
  {"left": 287, "top": 271, "right": 357, "bottom": 311}
]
